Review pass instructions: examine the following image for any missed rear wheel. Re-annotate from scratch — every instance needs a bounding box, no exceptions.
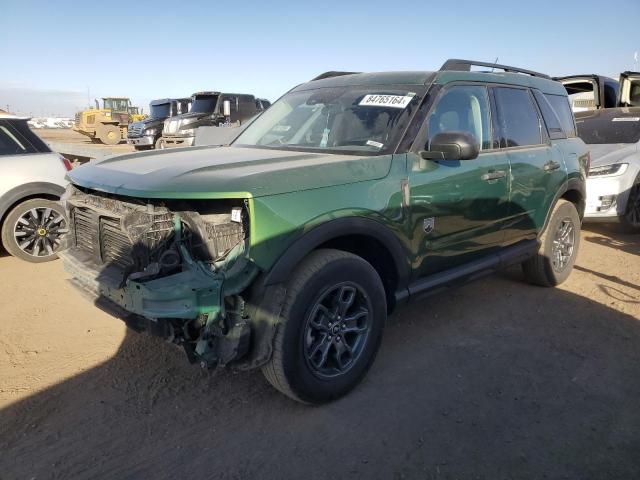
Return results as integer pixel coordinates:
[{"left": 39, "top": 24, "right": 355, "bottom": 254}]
[
  {"left": 262, "top": 249, "right": 386, "bottom": 404},
  {"left": 97, "top": 124, "right": 121, "bottom": 145},
  {"left": 522, "top": 199, "right": 580, "bottom": 287},
  {"left": 1, "top": 199, "right": 68, "bottom": 263},
  {"left": 620, "top": 180, "right": 640, "bottom": 233}
]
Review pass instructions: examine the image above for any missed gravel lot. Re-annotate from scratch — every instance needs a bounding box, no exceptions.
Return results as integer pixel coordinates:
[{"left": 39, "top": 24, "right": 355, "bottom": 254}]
[{"left": 0, "top": 225, "right": 638, "bottom": 479}]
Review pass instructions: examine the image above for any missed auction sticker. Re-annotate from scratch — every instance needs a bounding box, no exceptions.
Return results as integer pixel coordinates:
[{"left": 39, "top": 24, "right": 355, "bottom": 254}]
[
  {"left": 359, "top": 94, "right": 413, "bottom": 109},
  {"left": 612, "top": 117, "right": 640, "bottom": 122}
]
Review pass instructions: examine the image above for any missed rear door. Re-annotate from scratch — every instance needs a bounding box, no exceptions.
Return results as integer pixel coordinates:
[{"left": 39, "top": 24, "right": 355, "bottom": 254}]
[
  {"left": 492, "top": 86, "right": 565, "bottom": 242},
  {"left": 408, "top": 84, "right": 510, "bottom": 277}
]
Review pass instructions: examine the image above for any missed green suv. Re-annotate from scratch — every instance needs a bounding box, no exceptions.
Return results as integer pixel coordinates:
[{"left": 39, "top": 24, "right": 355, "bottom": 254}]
[{"left": 60, "top": 59, "right": 589, "bottom": 404}]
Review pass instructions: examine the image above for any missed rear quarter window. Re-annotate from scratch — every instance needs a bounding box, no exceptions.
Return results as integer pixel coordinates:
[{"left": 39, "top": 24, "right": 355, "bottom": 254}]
[
  {"left": 532, "top": 90, "right": 565, "bottom": 139},
  {"left": 545, "top": 94, "right": 576, "bottom": 138},
  {"left": 0, "top": 121, "right": 42, "bottom": 155}
]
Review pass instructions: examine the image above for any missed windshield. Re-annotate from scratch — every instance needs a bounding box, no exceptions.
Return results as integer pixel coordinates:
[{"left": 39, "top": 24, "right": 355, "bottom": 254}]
[
  {"left": 190, "top": 95, "right": 218, "bottom": 114},
  {"left": 234, "top": 86, "right": 424, "bottom": 155},
  {"left": 577, "top": 109, "right": 640, "bottom": 144},
  {"left": 150, "top": 103, "right": 171, "bottom": 118},
  {"left": 103, "top": 98, "right": 129, "bottom": 111}
]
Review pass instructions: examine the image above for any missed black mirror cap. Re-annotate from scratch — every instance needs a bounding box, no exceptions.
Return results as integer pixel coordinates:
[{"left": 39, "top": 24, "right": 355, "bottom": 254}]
[{"left": 420, "top": 131, "right": 480, "bottom": 161}]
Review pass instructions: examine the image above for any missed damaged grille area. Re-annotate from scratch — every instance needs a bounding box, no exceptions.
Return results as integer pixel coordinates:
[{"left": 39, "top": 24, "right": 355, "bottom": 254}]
[
  {"left": 69, "top": 191, "right": 175, "bottom": 272},
  {"left": 66, "top": 186, "right": 248, "bottom": 273}
]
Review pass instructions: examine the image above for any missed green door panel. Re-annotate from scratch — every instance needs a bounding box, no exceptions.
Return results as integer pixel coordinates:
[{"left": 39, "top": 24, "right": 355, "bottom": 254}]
[
  {"left": 503, "top": 145, "right": 566, "bottom": 242},
  {"left": 407, "top": 151, "right": 510, "bottom": 278}
]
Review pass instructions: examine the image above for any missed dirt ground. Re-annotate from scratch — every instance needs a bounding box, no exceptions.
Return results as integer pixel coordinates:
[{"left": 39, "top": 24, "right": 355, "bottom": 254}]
[
  {"left": 0, "top": 225, "right": 638, "bottom": 479},
  {"left": 37, "top": 128, "right": 135, "bottom": 157}
]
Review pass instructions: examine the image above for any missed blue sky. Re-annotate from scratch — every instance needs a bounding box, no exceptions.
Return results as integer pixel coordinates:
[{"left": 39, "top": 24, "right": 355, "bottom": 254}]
[{"left": 1, "top": 0, "right": 639, "bottom": 116}]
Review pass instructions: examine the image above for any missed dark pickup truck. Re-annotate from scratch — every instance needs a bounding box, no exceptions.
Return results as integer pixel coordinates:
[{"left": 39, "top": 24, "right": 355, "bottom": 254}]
[
  {"left": 160, "top": 92, "right": 270, "bottom": 148},
  {"left": 127, "top": 98, "right": 191, "bottom": 150}
]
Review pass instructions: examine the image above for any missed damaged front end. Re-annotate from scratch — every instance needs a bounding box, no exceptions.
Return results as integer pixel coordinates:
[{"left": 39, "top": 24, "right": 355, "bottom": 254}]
[{"left": 59, "top": 184, "right": 261, "bottom": 367}]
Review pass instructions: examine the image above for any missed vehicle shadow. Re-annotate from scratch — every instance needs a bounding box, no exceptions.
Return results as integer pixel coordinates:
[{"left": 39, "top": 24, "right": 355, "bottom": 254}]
[
  {"left": 1, "top": 271, "right": 640, "bottom": 479},
  {"left": 583, "top": 223, "right": 639, "bottom": 257}
]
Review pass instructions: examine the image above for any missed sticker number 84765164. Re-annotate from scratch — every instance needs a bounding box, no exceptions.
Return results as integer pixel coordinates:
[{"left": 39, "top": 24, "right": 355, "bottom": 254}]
[{"left": 359, "top": 94, "right": 413, "bottom": 109}]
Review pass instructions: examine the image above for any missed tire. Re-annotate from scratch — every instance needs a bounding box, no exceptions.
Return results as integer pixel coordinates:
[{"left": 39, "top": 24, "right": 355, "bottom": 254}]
[
  {"left": 522, "top": 199, "right": 581, "bottom": 287},
  {"left": 262, "top": 249, "right": 387, "bottom": 404},
  {"left": 1, "top": 199, "right": 68, "bottom": 263},
  {"left": 97, "top": 124, "right": 121, "bottom": 145},
  {"left": 154, "top": 137, "right": 163, "bottom": 150},
  {"left": 619, "top": 180, "right": 640, "bottom": 233}
]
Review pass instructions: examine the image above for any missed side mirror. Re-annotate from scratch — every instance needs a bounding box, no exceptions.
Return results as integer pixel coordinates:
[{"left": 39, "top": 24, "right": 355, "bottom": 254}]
[
  {"left": 223, "top": 100, "right": 231, "bottom": 117},
  {"left": 420, "top": 131, "right": 480, "bottom": 161}
]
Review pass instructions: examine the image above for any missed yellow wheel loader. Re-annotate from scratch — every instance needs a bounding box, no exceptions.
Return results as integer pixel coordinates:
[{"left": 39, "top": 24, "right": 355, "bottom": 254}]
[{"left": 73, "top": 98, "right": 147, "bottom": 145}]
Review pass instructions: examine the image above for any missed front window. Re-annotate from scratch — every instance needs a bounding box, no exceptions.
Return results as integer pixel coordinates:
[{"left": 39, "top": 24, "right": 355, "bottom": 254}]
[
  {"left": 427, "top": 85, "right": 493, "bottom": 150},
  {"left": 150, "top": 103, "right": 171, "bottom": 118},
  {"left": 103, "top": 98, "right": 129, "bottom": 111},
  {"left": 234, "top": 86, "right": 424, "bottom": 155},
  {"left": 190, "top": 95, "right": 219, "bottom": 114}
]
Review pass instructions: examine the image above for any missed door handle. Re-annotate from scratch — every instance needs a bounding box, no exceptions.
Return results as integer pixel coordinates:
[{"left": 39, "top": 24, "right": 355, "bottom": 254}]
[
  {"left": 544, "top": 161, "right": 561, "bottom": 172},
  {"left": 481, "top": 170, "right": 506, "bottom": 181}
]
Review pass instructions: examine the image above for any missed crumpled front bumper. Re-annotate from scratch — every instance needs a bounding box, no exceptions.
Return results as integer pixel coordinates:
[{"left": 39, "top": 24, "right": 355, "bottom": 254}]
[{"left": 59, "top": 245, "right": 223, "bottom": 322}]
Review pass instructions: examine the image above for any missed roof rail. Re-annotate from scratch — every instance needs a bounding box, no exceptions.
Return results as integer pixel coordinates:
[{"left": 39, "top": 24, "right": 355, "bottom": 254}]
[
  {"left": 440, "top": 59, "right": 550, "bottom": 79},
  {"left": 311, "top": 71, "right": 360, "bottom": 81}
]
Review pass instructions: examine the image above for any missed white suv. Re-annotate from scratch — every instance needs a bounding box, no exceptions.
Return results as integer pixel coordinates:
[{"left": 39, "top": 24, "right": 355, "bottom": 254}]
[{"left": 0, "top": 113, "right": 70, "bottom": 262}]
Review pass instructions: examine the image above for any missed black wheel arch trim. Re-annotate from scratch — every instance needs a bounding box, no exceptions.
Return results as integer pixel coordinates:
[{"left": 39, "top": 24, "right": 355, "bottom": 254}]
[
  {"left": 541, "top": 178, "right": 586, "bottom": 235},
  {"left": 0, "top": 182, "right": 66, "bottom": 222},
  {"left": 263, "top": 217, "right": 411, "bottom": 293}
]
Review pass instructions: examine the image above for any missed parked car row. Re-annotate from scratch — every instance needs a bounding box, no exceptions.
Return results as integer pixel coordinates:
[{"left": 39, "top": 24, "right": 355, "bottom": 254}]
[
  {"left": 127, "top": 92, "right": 270, "bottom": 150},
  {"left": 557, "top": 71, "right": 640, "bottom": 230}
]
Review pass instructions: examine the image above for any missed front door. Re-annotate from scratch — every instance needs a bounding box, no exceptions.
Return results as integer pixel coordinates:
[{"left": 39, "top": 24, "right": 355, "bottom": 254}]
[{"left": 408, "top": 84, "right": 510, "bottom": 278}]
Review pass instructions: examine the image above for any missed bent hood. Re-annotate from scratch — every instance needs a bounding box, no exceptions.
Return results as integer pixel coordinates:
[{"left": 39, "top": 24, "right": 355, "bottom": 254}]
[
  {"left": 67, "top": 145, "right": 392, "bottom": 199},
  {"left": 587, "top": 143, "right": 639, "bottom": 167}
]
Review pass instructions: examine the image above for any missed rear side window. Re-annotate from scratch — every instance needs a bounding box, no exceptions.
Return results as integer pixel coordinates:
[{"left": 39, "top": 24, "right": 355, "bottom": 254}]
[
  {"left": 545, "top": 94, "right": 576, "bottom": 138},
  {"left": 493, "top": 87, "right": 542, "bottom": 147},
  {"left": 532, "top": 90, "right": 565, "bottom": 139},
  {"left": 0, "top": 121, "right": 46, "bottom": 155}
]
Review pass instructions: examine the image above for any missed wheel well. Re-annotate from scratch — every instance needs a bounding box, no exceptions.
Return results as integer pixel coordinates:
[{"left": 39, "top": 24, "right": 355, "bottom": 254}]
[
  {"left": 317, "top": 235, "right": 399, "bottom": 313},
  {"left": 561, "top": 189, "right": 585, "bottom": 219},
  {"left": 0, "top": 193, "right": 61, "bottom": 248}
]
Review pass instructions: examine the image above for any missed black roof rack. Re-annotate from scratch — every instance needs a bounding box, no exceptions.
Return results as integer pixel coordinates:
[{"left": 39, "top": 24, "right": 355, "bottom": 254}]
[
  {"left": 311, "top": 71, "right": 360, "bottom": 81},
  {"left": 440, "top": 59, "right": 550, "bottom": 79}
]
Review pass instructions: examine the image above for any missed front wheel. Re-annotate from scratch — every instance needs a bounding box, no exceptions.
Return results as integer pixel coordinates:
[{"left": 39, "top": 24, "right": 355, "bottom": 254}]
[
  {"left": 1, "top": 199, "right": 69, "bottom": 263},
  {"left": 262, "top": 249, "right": 386, "bottom": 404},
  {"left": 97, "top": 124, "right": 121, "bottom": 145},
  {"left": 522, "top": 199, "right": 581, "bottom": 287}
]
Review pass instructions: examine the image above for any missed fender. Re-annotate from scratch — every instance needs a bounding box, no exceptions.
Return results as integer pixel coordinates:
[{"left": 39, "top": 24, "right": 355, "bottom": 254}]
[
  {"left": 263, "top": 216, "right": 410, "bottom": 290},
  {"left": 0, "top": 182, "right": 66, "bottom": 221},
  {"left": 541, "top": 176, "right": 586, "bottom": 235}
]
